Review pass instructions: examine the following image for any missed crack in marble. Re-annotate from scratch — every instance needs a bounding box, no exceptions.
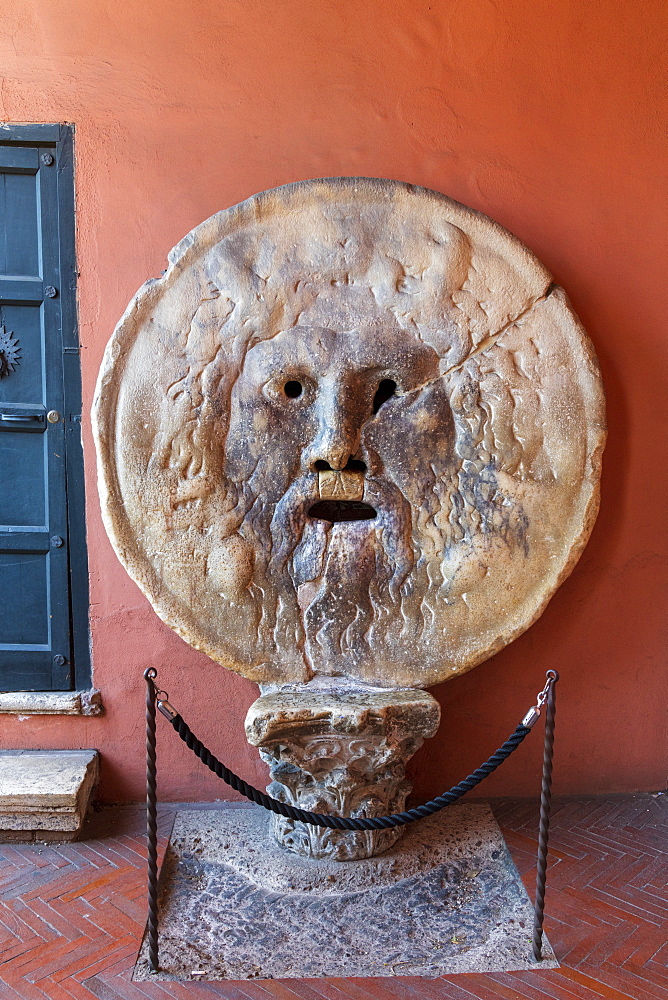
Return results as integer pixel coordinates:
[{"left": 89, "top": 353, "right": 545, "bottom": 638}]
[{"left": 398, "top": 282, "right": 557, "bottom": 399}]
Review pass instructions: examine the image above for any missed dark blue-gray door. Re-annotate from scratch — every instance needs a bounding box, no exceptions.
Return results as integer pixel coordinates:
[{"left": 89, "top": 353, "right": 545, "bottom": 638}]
[{"left": 0, "top": 124, "right": 89, "bottom": 691}]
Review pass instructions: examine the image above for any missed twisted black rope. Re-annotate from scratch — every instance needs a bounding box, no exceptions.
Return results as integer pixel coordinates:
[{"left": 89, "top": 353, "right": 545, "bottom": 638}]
[{"left": 166, "top": 711, "right": 531, "bottom": 830}]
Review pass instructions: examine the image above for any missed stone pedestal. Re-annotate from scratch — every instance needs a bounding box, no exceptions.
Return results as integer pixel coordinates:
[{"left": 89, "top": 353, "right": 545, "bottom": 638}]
[{"left": 245, "top": 688, "right": 440, "bottom": 860}]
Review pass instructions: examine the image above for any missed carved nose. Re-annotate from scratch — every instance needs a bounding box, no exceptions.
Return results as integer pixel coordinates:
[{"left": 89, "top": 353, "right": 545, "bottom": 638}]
[
  {"left": 307, "top": 426, "right": 355, "bottom": 471},
  {"left": 305, "top": 387, "right": 361, "bottom": 472}
]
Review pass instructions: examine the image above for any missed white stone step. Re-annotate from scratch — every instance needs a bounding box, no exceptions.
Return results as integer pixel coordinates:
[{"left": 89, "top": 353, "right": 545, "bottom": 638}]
[{"left": 0, "top": 749, "right": 99, "bottom": 842}]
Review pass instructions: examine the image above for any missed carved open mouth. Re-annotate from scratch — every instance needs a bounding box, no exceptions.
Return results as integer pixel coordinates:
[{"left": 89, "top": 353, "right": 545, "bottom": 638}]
[{"left": 308, "top": 499, "right": 378, "bottom": 523}]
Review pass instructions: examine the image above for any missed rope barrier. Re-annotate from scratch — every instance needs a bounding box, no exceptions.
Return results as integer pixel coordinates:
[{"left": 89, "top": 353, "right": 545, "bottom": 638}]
[
  {"left": 150, "top": 675, "right": 558, "bottom": 830},
  {"left": 144, "top": 668, "right": 558, "bottom": 973},
  {"left": 171, "top": 711, "right": 530, "bottom": 829}
]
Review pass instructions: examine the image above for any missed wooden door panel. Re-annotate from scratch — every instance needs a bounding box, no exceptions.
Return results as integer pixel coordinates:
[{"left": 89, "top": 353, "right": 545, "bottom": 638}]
[
  {"left": 0, "top": 549, "right": 50, "bottom": 644},
  {"left": 0, "top": 161, "right": 40, "bottom": 276},
  {"left": 0, "top": 428, "right": 48, "bottom": 525},
  {"left": 0, "top": 305, "right": 45, "bottom": 404}
]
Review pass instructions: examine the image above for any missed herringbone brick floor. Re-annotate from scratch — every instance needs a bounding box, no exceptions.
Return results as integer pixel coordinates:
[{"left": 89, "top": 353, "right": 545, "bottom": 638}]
[{"left": 0, "top": 796, "right": 665, "bottom": 999}]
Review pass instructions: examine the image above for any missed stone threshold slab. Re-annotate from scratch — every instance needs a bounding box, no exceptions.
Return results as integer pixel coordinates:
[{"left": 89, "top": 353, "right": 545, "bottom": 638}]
[
  {"left": 133, "top": 803, "right": 558, "bottom": 981},
  {"left": 0, "top": 690, "right": 103, "bottom": 715},
  {"left": 0, "top": 750, "right": 99, "bottom": 837}
]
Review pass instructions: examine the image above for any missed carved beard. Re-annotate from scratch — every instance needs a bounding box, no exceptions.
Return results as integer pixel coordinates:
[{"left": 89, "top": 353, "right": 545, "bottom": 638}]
[
  {"left": 224, "top": 450, "right": 526, "bottom": 681},
  {"left": 240, "top": 473, "right": 416, "bottom": 676}
]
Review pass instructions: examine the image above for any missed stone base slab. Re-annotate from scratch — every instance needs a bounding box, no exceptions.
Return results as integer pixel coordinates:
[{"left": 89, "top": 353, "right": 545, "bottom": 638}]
[
  {"left": 133, "top": 804, "right": 558, "bottom": 980},
  {"left": 0, "top": 749, "right": 99, "bottom": 840}
]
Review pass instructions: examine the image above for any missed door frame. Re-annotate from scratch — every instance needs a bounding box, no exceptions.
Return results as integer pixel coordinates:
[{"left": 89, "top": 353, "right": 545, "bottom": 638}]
[{"left": 0, "top": 122, "right": 90, "bottom": 691}]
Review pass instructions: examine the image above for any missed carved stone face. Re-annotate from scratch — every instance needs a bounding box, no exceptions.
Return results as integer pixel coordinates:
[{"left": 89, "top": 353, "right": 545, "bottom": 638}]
[
  {"left": 93, "top": 178, "right": 606, "bottom": 688},
  {"left": 226, "top": 291, "right": 446, "bottom": 490},
  {"left": 223, "top": 288, "right": 461, "bottom": 676}
]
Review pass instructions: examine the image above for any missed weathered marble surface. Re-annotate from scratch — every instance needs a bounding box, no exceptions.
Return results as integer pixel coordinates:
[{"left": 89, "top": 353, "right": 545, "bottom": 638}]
[
  {"left": 93, "top": 178, "right": 605, "bottom": 687},
  {"left": 132, "top": 805, "right": 558, "bottom": 980},
  {"left": 245, "top": 688, "right": 440, "bottom": 859}
]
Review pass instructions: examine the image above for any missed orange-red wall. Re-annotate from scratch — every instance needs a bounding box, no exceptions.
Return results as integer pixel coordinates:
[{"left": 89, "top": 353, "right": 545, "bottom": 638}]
[{"left": 1, "top": 0, "right": 666, "bottom": 803}]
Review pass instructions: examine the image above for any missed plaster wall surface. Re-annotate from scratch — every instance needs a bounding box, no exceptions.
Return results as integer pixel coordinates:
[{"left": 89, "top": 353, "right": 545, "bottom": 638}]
[{"left": 0, "top": 0, "right": 665, "bottom": 803}]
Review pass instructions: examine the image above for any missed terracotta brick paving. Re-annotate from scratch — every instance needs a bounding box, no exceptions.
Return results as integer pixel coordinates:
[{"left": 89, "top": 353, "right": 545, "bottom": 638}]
[{"left": 0, "top": 796, "right": 665, "bottom": 1000}]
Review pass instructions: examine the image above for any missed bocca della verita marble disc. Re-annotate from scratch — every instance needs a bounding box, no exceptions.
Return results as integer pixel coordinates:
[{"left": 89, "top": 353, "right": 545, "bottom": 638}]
[{"left": 93, "top": 178, "right": 606, "bottom": 689}]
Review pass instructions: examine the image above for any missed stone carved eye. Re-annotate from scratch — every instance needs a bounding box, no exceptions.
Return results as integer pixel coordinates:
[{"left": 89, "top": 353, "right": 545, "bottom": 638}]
[
  {"left": 283, "top": 380, "right": 302, "bottom": 398},
  {"left": 263, "top": 375, "right": 313, "bottom": 405},
  {"left": 372, "top": 378, "right": 397, "bottom": 414}
]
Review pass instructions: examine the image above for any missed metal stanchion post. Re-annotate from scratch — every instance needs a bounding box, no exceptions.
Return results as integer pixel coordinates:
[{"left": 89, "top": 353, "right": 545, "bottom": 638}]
[
  {"left": 144, "top": 668, "right": 159, "bottom": 974},
  {"left": 532, "top": 669, "right": 558, "bottom": 961}
]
